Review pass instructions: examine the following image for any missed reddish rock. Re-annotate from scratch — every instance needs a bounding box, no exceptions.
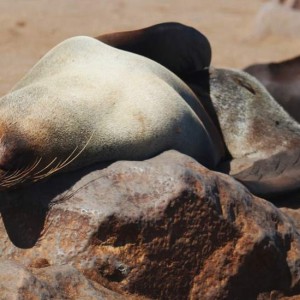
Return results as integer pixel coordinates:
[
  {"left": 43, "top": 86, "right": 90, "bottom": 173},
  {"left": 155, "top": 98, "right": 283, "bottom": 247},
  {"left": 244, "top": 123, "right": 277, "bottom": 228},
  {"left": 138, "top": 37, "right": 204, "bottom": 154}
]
[
  {"left": 0, "top": 150, "right": 299, "bottom": 299},
  {"left": 0, "top": 259, "right": 126, "bottom": 299}
]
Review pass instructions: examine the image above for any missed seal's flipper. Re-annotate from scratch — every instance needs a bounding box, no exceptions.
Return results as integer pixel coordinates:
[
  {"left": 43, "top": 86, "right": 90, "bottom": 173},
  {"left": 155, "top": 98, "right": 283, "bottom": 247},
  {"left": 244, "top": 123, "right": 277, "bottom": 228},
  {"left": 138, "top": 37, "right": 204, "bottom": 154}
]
[
  {"left": 231, "top": 150, "right": 300, "bottom": 199},
  {"left": 97, "top": 22, "right": 211, "bottom": 78}
]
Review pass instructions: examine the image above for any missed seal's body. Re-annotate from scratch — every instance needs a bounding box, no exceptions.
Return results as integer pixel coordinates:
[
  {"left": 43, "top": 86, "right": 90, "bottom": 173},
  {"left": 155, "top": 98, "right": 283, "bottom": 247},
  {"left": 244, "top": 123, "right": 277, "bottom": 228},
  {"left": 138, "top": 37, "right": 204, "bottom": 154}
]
[{"left": 0, "top": 36, "right": 223, "bottom": 188}]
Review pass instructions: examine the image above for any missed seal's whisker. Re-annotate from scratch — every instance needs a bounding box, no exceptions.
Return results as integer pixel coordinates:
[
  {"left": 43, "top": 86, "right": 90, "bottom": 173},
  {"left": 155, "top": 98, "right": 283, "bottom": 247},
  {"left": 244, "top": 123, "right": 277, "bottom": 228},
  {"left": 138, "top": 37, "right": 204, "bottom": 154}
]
[
  {"left": 33, "top": 157, "right": 58, "bottom": 176},
  {"left": 56, "top": 131, "right": 95, "bottom": 170},
  {"left": 56, "top": 147, "right": 79, "bottom": 169},
  {"left": 33, "top": 159, "right": 63, "bottom": 181},
  {"left": 33, "top": 131, "right": 95, "bottom": 181},
  {"left": 4, "top": 159, "right": 40, "bottom": 180},
  {"left": 0, "top": 155, "right": 56, "bottom": 186},
  {"left": 0, "top": 157, "right": 42, "bottom": 187},
  {"left": 4, "top": 168, "right": 23, "bottom": 180},
  {"left": 55, "top": 131, "right": 95, "bottom": 171},
  {"left": 0, "top": 170, "right": 9, "bottom": 180},
  {"left": 4, "top": 157, "right": 42, "bottom": 181},
  {"left": 1, "top": 177, "right": 26, "bottom": 185},
  {"left": 33, "top": 155, "right": 73, "bottom": 180}
]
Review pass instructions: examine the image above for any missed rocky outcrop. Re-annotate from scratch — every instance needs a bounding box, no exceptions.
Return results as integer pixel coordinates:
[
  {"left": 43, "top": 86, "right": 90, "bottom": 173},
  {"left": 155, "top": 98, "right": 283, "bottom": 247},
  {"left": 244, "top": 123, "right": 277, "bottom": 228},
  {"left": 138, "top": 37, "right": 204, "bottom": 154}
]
[
  {"left": 0, "top": 260, "right": 127, "bottom": 299},
  {"left": 0, "top": 150, "right": 300, "bottom": 299}
]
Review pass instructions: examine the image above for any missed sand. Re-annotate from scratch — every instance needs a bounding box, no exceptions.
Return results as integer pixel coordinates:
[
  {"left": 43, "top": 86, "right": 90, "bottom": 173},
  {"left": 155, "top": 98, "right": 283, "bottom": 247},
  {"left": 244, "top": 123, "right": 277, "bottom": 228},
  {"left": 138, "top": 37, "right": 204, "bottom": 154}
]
[{"left": 1, "top": 0, "right": 300, "bottom": 96}]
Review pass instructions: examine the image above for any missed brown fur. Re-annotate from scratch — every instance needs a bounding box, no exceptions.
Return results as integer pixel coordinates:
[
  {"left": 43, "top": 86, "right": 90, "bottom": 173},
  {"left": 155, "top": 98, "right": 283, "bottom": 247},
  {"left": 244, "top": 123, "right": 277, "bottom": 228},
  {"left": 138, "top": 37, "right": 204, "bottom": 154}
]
[
  {"left": 209, "top": 68, "right": 300, "bottom": 199},
  {"left": 97, "top": 22, "right": 211, "bottom": 78},
  {"left": 244, "top": 56, "right": 300, "bottom": 123}
]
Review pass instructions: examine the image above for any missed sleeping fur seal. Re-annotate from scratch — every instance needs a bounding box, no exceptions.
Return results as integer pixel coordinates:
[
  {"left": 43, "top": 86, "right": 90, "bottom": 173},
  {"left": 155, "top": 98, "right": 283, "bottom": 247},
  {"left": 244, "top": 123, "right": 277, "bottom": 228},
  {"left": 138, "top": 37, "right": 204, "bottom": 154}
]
[
  {"left": 1, "top": 28, "right": 299, "bottom": 199},
  {"left": 0, "top": 36, "right": 225, "bottom": 189}
]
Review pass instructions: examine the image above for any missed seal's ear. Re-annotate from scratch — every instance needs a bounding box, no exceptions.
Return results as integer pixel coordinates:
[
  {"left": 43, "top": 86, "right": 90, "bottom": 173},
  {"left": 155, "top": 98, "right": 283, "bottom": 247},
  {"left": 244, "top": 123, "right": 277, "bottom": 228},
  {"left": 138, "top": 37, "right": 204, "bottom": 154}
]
[{"left": 97, "top": 22, "right": 211, "bottom": 78}]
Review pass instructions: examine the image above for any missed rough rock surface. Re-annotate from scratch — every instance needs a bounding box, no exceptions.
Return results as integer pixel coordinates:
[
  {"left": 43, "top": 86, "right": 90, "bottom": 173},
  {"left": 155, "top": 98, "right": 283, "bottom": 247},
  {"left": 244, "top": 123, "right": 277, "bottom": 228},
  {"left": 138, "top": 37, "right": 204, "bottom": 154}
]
[
  {"left": 0, "top": 150, "right": 300, "bottom": 299},
  {"left": 0, "top": 259, "right": 127, "bottom": 299}
]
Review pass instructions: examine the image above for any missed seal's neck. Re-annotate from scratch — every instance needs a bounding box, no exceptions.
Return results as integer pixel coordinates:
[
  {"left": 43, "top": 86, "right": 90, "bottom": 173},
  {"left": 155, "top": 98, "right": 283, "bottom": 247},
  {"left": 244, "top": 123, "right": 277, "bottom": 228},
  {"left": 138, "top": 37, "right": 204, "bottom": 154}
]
[{"left": 183, "top": 69, "right": 223, "bottom": 135}]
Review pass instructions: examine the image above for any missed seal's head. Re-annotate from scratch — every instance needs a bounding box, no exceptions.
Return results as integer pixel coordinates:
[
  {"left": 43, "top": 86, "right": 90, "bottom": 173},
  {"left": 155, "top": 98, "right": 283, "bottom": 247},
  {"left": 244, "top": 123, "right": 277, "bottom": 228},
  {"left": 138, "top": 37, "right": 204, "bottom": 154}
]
[
  {"left": 0, "top": 111, "right": 90, "bottom": 190},
  {"left": 0, "top": 130, "right": 43, "bottom": 189},
  {"left": 208, "top": 67, "right": 300, "bottom": 198},
  {"left": 209, "top": 67, "right": 300, "bottom": 160}
]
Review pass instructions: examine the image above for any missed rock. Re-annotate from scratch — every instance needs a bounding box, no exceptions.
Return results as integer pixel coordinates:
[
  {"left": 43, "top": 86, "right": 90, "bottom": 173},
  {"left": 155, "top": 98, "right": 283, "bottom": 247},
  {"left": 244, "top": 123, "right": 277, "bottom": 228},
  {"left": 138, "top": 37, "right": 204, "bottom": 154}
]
[
  {"left": 0, "top": 259, "right": 126, "bottom": 299},
  {"left": 0, "top": 150, "right": 299, "bottom": 299},
  {"left": 280, "top": 207, "right": 300, "bottom": 230},
  {"left": 0, "top": 259, "right": 51, "bottom": 299}
]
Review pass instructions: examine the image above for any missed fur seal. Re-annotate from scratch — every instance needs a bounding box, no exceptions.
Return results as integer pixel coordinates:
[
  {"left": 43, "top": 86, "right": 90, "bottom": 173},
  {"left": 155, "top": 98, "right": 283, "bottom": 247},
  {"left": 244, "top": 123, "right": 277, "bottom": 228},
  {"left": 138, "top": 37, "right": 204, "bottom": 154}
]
[
  {"left": 244, "top": 56, "right": 300, "bottom": 123},
  {"left": 0, "top": 36, "right": 225, "bottom": 189},
  {"left": 97, "top": 22, "right": 211, "bottom": 78},
  {"left": 208, "top": 67, "right": 300, "bottom": 198}
]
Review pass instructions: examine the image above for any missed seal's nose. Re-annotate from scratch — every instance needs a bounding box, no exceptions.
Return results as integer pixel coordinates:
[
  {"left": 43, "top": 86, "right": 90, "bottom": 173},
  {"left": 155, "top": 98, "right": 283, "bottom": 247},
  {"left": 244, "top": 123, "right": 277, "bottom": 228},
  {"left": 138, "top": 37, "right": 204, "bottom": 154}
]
[{"left": 0, "top": 134, "right": 31, "bottom": 172}]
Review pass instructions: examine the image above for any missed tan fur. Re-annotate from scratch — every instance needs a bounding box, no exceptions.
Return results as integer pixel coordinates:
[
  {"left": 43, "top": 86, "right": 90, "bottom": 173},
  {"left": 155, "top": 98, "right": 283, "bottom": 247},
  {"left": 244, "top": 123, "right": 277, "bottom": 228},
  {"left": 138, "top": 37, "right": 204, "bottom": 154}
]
[{"left": 0, "top": 36, "right": 222, "bottom": 188}]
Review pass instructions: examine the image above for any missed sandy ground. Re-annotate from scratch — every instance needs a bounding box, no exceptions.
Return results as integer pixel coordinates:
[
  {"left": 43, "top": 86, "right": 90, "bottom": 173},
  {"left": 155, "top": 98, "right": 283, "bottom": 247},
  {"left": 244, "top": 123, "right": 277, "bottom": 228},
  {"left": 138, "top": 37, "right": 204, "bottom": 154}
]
[{"left": 1, "top": 0, "right": 300, "bottom": 96}]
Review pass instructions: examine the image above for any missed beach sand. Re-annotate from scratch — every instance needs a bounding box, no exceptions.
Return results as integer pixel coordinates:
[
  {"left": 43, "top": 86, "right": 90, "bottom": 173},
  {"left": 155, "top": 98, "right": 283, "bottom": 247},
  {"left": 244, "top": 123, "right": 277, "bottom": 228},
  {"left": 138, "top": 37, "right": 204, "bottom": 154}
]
[{"left": 1, "top": 0, "right": 300, "bottom": 96}]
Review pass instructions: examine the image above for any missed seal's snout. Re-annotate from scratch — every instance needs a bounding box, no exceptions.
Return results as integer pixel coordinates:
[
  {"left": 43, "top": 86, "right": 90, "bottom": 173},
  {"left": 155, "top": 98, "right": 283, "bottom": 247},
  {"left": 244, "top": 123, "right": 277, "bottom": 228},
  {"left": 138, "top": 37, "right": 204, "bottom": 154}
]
[
  {"left": 0, "top": 134, "right": 33, "bottom": 173},
  {"left": 0, "top": 135, "right": 41, "bottom": 189}
]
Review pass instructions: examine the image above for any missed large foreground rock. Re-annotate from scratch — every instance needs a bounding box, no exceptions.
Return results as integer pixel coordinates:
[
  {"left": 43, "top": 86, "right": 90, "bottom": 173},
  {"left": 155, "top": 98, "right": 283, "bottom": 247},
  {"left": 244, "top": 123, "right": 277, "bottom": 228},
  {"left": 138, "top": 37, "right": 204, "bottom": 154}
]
[{"left": 0, "top": 150, "right": 299, "bottom": 299}]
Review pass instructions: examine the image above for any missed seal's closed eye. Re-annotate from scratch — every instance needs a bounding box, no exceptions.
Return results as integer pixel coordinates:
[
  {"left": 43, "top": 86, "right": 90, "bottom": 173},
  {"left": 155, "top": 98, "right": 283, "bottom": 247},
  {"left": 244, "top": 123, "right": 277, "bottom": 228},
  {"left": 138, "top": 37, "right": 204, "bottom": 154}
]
[{"left": 234, "top": 77, "right": 256, "bottom": 95}]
